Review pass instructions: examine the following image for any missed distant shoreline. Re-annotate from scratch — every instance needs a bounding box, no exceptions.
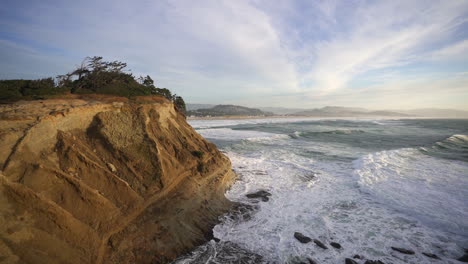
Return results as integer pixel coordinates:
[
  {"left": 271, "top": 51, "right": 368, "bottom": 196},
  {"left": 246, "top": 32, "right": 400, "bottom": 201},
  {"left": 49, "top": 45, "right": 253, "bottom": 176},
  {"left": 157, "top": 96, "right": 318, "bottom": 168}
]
[
  {"left": 188, "top": 115, "right": 283, "bottom": 120},
  {"left": 187, "top": 115, "right": 468, "bottom": 120}
]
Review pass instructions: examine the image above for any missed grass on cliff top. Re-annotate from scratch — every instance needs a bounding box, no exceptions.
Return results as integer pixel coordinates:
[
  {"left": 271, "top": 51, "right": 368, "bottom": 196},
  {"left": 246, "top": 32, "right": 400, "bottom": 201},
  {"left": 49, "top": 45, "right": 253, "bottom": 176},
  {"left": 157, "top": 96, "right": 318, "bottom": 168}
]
[{"left": 0, "top": 56, "right": 186, "bottom": 113}]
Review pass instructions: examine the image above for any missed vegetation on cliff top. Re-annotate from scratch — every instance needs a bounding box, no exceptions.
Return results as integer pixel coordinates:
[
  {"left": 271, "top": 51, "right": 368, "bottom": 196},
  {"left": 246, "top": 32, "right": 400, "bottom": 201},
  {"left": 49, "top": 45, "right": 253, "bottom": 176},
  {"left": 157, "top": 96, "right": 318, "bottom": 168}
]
[
  {"left": 0, "top": 56, "right": 186, "bottom": 113},
  {"left": 187, "top": 104, "right": 273, "bottom": 117}
]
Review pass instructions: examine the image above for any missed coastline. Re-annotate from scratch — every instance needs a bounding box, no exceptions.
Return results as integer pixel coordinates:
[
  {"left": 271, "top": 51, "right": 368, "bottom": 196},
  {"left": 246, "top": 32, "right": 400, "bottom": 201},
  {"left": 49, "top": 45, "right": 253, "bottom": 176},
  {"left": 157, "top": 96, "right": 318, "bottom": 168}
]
[{"left": 187, "top": 115, "right": 468, "bottom": 120}]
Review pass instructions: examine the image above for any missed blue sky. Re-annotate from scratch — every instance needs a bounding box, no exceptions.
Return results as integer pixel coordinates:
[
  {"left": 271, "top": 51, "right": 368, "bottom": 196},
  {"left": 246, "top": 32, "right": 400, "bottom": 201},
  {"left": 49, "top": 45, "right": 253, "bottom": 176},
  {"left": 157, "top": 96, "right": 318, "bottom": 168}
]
[{"left": 1, "top": 0, "right": 468, "bottom": 110}]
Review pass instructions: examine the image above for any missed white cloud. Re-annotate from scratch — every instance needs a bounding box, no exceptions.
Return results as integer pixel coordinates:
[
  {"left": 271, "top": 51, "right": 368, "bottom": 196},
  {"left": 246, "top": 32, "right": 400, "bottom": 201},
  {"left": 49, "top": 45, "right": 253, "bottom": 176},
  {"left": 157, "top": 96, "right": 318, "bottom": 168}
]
[
  {"left": 1, "top": 0, "right": 467, "bottom": 109},
  {"left": 298, "top": 0, "right": 468, "bottom": 95},
  {"left": 428, "top": 39, "right": 468, "bottom": 61}
]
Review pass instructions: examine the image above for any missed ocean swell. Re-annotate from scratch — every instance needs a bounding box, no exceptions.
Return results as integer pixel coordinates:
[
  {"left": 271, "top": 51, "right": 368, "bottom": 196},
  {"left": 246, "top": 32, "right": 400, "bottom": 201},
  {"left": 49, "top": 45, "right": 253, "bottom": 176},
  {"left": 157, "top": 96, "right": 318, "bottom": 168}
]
[{"left": 354, "top": 144, "right": 468, "bottom": 237}]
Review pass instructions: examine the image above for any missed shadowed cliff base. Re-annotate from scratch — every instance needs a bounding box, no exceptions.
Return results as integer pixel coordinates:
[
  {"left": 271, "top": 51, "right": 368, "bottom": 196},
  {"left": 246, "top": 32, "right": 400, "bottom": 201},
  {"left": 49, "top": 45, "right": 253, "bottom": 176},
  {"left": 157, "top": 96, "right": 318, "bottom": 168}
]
[{"left": 0, "top": 95, "right": 236, "bottom": 264}]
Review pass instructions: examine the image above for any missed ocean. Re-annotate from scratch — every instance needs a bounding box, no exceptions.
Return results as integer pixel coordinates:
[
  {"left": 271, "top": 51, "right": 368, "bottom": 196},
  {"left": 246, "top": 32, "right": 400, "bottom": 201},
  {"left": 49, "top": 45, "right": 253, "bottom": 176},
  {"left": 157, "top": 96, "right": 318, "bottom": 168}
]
[{"left": 175, "top": 118, "right": 468, "bottom": 264}]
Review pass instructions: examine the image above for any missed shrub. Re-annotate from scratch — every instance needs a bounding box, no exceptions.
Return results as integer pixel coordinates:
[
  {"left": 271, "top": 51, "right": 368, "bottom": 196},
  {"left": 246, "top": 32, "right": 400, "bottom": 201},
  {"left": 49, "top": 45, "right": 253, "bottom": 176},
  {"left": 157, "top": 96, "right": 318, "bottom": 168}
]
[
  {"left": 197, "top": 161, "right": 205, "bottom": 173},
  {"left": 0, "top": 56, "right": 186, "bottom": 107},
  {"left": 191, "top": 150, "right": 204, "bottom": 158}
]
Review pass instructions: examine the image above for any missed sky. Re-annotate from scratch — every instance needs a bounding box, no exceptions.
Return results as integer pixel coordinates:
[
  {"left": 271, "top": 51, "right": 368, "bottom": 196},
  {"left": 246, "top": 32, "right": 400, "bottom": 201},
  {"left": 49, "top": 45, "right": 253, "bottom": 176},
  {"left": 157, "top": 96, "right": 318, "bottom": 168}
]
[{"left": 1, "top": 0, "right": 468, "bottom": 110}]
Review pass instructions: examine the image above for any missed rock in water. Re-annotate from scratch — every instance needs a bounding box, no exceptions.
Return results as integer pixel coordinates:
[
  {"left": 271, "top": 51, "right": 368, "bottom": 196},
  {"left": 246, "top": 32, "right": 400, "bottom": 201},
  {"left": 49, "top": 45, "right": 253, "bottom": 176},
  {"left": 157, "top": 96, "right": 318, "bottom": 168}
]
[
  {"left": 353, "top": 255, "right": 362, "bottom": 259},
  {"left": 246, "top": 189, "right": 271, "bottom": 202},
  {"left": 313, "top": 239, "right": 328, "bottom": 249},
  {"left": 173, "top": 241, "right": 263, "bottom": 263},
  {"left": 364, "top": 260, "right": 385, "bottom": 264},
  {"left": 458, "top": 253, "right": 468, "bottom": 262},
  {"left": 345, "top": 258, "right": 358, "bottom": 264},
  {"left": 422, "top": 252, "right": 440, "bottom": 259},
  {"left": 294, "top": 232, "right": 312, "bottom": 243},
  {"left": 0, "top": 96, "right": 236, "bottom": 264},
  {"left": 227, "top": 202, "right": 258, "bottom": 222},
  {"left": 330, "top": 242, "right": 342, "bottom": 249},
  {"left": 391, "top": 247, "right": 415, "bottom": 255},
  {"left": 306, "top": 258, "right": 318, "bottom": 264}
]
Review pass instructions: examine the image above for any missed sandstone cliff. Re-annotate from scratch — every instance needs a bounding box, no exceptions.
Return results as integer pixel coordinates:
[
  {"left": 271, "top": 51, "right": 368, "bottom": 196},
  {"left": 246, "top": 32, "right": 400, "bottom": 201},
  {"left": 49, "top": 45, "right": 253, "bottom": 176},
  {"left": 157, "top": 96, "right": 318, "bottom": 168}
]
[{"left": 0, "top": 95, "right": 236, "bottom": 264}]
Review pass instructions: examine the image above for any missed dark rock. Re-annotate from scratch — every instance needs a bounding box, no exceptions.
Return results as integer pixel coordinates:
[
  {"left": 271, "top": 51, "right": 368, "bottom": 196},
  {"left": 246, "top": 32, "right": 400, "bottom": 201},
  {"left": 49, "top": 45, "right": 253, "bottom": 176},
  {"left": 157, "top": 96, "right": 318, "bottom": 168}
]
[
  {"left": 391, "top": 247, "right": 415, "bottom": 255},
  {"left": 421, "top": 252, "right": 439, "bottom": 259},
  {"left": 364, "top": 260, "right": 384, "bottom": 264},
  {"left": 246, "top": 190, "right": 271, "bottom": 202},
  {"left": 313, "top": 239, "right": 328, "bottom": 249},
  {"left": 227, "top": 203, "right": 258, "bottom": 222},
  {"left": 213, "top": 237, "right": 220, "bottom": 242},
  {"left": 345, "top": 258, "right": 358, "bottom": 264},
  {"left": 330, "top": 242, "right": 342, "bottom": 249},
  {"left": 289, "top": 256, "right": 311, "bottom": 264},
  {"left": 294, "top": 232, "right": 312, "bottom": 243},
  {"left": 252, "top": 170, "right": 267, "bottom": 175},
  {"left": 174, "top": 241, "right": 263, "bottom": 263},
  {"left": 306, "top": 258, "right": 317, "bottom": 264},
  {"left": 458, "top": 253, "right": 468, "bottom": 262},
  {"left": 353, "top": 255, "right": 361, "bottom": 259}
]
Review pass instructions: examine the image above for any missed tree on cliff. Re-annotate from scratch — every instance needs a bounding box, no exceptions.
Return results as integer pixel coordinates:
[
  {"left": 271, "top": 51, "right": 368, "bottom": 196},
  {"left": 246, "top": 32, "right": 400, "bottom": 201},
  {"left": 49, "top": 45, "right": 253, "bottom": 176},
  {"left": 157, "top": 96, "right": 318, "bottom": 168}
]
[
  {"left": 172, "top": 95, "right": 186, "bottom": 113},
  {"left": 138, "top": 75, "right": 173, "bottom": 100},
  {"left": 0, "top": 56, "right": 187, "bottom": 109}
]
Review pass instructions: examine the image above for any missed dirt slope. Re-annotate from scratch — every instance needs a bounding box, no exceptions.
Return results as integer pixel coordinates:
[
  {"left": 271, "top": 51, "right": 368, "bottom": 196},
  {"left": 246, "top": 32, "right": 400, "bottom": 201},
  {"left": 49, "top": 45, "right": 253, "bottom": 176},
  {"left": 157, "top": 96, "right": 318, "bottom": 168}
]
[{"left": 0, "top": 95, "right": 235, "bottom": 264}]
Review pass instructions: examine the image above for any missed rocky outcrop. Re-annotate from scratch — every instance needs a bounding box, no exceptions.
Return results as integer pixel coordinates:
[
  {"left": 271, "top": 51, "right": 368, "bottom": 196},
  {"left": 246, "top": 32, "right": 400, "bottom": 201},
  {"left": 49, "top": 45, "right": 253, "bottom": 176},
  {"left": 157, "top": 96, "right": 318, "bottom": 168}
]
[{"left": 0, "top": 95, "right": 236, "bottom": 264}]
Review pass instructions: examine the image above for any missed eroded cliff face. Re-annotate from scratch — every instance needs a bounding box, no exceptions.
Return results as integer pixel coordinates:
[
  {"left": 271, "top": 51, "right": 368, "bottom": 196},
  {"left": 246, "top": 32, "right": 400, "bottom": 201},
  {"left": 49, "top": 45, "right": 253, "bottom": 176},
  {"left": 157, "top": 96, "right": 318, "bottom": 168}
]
[{"left": 0, "top": 95, "right": 236, "bottom": 264}]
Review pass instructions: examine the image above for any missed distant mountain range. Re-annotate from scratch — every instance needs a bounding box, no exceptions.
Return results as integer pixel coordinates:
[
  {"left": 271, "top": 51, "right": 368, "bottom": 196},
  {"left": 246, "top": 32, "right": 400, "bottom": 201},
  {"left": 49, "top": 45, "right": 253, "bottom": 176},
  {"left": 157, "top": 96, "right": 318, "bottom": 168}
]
[
  {"left": 392, "top": 108, "right": 468, "bottom": 118},
  {"left": 187, "top": 105, "right": 272, "bottom": 117},
  {"left": 259, "top": 106, "right": 468, "bottom": 118},
  {"left": 187, "top": 104, "right": 468, "bottom": 118},
  {"left": 186, "top": 104, "right": 215, "bottom": 111},
  {"left": 290, "top": 106, "right": 409, "bottom": 117}
]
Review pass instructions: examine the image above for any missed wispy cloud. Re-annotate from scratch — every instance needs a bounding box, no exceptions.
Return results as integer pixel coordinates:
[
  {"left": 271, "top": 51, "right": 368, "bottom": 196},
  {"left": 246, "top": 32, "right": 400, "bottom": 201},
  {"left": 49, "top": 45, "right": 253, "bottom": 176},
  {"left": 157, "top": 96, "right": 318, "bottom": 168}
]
[
  {"left": 0, "top": 0, "right": 467, "bottom": 109},
  {"left": 295, "top": 0, "right": 468, "bottom": 94}
]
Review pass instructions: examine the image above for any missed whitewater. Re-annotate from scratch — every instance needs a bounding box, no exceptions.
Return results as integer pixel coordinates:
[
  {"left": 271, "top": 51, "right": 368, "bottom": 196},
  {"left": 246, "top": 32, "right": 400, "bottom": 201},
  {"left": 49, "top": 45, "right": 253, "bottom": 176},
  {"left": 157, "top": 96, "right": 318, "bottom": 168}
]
[{"left": 175, "top": 118, "right": 468, "bottom": 264}]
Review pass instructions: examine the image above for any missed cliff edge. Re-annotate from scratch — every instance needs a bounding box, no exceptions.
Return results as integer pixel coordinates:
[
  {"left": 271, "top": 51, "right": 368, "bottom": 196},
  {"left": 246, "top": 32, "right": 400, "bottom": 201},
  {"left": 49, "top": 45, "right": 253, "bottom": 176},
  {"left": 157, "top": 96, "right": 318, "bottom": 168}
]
[{"left": 0, "top": 95, "right": 236, "bottom": 264}]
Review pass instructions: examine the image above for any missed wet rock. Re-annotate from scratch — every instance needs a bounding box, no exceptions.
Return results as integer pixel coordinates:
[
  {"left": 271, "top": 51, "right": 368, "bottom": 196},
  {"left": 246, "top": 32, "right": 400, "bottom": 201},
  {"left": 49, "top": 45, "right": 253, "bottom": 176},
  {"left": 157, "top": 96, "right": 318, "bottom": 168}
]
[
  {"left": 226, "top": 203, "right": 258, "bottom": 222},
  {"left": 353, "top": 255, "right": 361, "bottom": 259},
  {"left": 289, "top": 256, "right": 312, "bottom": 264},
  {"left": 174, "top": 241, "right": 263, "bottom": 263},
  {"left": 298, "top": 173, "right": 316, "bottom": 182},
  {"left": 330, "top": 242, "right": 342, "bottom": 249},
  {"left": 422, "top": 252, "right": 439, "bottom": 259},
  {"left": 364, "top": 260, "right": 384, "bottom": 264},
  {"left": 246, "top": 190, "right": 271, "bottom": 202},
  {"left": 294, "top": 232, "right": 312, "bottom": 243},
  {"left": 313, "top": 239, "right": 328, "bottom": 249},
  {"left": 345, "top": 258, "right": 358, "bottom": 264},
  {"left": 458, "top": 253, "right": 468, "bottom": 262},
  {"left": 252, "top": 170, "right": 267, "bottom": 175},
  {"left": 306, "top": 258, "right": 317, "bottom": 264},
  {"left": 391, "top": 247, "right": 415, "bottom": 255}
]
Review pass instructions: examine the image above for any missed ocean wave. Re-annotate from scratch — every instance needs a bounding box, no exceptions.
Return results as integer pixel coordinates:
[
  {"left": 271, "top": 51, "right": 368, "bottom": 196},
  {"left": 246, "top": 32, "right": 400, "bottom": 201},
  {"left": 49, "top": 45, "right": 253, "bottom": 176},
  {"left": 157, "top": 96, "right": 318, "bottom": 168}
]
[
  {"left": 188, "top": 117, "right": 326, "bottom": 129},
  {"left": 420, "top": 134, "right": 468, "bottom": 161},
  {"left": 196, "top": 127, "right": 289, "bottom": 143},
  {"left": 353, "top": 147, "right": 468, "bottom": 236},
  {"left": 291, "top": 129, "right": 366, "bottom": 138},
  {"left": 245, "top": 134, "right": 291, "bottom": 143}
]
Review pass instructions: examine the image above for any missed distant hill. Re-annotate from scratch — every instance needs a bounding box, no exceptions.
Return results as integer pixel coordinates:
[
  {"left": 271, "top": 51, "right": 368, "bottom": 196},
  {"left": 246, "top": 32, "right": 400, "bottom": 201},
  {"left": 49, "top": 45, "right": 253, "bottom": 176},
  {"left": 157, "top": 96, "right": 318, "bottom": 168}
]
[
  {"left": 187, "top": 104, "right": 272, "bottom": 117},
  {"left": 258, "top": 107, "right": 307, "bottom": 115},
  {"left": 188, "top": 104, "right": 468, "bottom": 118},
  {"left": 260, "top": 106, "right": 402, "bottom": 116},
  {"left": 394, "top": 108, "right": 468, "bottom": 118},
  {"left": 292, "top": 106, "right": 408, "bottom": 117},
  {"left": 186, "top": 103, "right": 215, "bottom": 111}
]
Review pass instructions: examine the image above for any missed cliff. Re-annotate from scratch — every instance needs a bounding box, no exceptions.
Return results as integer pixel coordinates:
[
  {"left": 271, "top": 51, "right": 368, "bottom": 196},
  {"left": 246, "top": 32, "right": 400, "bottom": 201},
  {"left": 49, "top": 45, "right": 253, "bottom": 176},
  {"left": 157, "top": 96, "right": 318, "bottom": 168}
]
[{"left": 0, "top": 95, "right": 236, "bottom": 264}]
